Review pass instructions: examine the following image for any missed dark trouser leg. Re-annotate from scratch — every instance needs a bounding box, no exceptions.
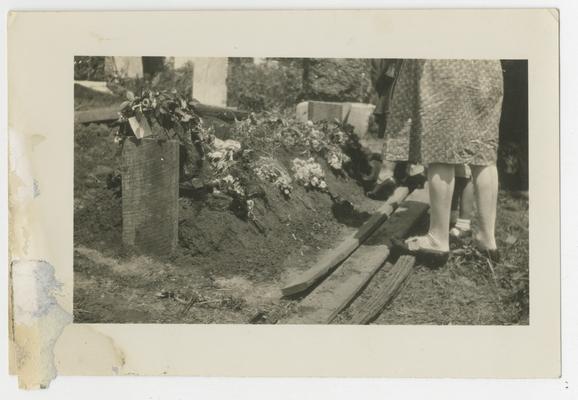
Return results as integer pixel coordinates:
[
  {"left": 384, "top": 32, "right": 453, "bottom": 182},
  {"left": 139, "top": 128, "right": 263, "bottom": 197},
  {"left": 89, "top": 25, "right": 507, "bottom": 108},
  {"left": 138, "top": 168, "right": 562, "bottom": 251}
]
[{"left": 376, "top": 114, "right": 386, "bottom": 139}]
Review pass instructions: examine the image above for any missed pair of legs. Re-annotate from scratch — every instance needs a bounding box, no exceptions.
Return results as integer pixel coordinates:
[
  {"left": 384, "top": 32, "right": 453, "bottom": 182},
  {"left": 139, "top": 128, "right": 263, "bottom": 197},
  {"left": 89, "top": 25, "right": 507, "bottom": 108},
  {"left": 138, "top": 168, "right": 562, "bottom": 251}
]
[{"left": 423, "top": 163, "right": 498, "bottom": 252}]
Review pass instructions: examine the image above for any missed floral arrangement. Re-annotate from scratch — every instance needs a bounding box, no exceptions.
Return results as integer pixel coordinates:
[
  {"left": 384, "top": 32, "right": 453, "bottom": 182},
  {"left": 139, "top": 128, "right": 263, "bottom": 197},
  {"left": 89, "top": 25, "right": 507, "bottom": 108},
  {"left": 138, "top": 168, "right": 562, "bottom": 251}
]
[
  {"left": 113, "top": 98, "right": 361, "bottom": 220},
  {"left": 255, "top": 157, "right": 293, "bottom": 198},
  {"left": 292, "top": 158, "right": 327, "bottom": 191},
  {"left": 275, "top": 120, "right": 353, "bottom": 173},
  {"left": 113, "top": 89, "right": 205, "bottom": 146},
  {"left": 230, "top": 113, "right": 357, "bottom": 176},
  {"left": 211, "top": 174, "right": 245, "bottom": 197}
]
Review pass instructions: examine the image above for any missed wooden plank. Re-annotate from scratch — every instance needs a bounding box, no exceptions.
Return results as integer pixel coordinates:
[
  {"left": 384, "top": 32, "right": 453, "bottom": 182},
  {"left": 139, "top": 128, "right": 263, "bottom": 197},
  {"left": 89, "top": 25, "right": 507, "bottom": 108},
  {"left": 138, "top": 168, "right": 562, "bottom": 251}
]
[
  {"left": 194, "top": 103, "right": 250, "bottom": 122},
  {"left": 121, "top": 137, "right": 180, "bottom": 255},
  {"left": 347, "top": 255, "right": 416, "bottom": 325},
  {"left": 74, "top": 107, "right": 118, "bottom": 124},
  {"left": 280, "top": 187, "right": 410, "bottom": 297},
  {"left": 279, "top": 187, "right": 429, "bottom": 324},
  {"left": 281, "top": 245, "right": 390, "bottom": 324},
  {"left": 75, "top": 104, "right": 250, "bottom": 125}
]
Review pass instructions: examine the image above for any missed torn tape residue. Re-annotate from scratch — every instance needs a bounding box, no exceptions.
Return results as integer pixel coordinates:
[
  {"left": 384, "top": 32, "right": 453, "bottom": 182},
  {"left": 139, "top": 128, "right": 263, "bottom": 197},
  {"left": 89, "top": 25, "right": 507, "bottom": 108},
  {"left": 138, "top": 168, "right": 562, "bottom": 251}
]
[{"left": 10, "top": 260, "right": 72, "bottom": 389}]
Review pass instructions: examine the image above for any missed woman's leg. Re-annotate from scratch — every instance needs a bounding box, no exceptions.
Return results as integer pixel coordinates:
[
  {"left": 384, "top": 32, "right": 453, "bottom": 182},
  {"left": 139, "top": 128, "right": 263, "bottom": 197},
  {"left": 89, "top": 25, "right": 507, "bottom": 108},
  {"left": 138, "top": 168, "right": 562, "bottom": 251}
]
[
  {"left": 426, "top": 163, "right": 455, "bottom": 251},
  {"left": 470, "top": 164, "right": 498, "bottom": 250}
]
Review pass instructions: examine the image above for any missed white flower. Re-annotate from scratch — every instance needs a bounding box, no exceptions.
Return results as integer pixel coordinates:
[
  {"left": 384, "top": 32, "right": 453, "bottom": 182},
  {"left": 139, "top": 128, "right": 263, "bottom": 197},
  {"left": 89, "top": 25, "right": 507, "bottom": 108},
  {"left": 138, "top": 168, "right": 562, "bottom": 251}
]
[
  {"left": 292, "top": 157, "right": 327, "bottom": 191},
  {"left": 208, "top": 151, "right": 224, "bottom": 160}
]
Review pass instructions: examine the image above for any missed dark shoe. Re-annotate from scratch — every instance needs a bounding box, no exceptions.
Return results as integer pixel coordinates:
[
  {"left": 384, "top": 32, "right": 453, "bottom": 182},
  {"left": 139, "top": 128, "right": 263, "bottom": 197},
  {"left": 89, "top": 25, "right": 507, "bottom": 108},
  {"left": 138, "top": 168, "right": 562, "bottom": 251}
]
[
  {"left": 366, "top": 177, "right": 397, "bottom": 200},
  {"left": 473, "top": 239, "right": 500, "bottom": 263},
  {"left": 405, "top": 172, "right": 427, "bottom": 190},
  {"left": 361, "top": 157, "right": 383, "bottom": 183},
  {"left": 391, "top": 237, "right": 450, "bottom": 269},
  {"left": 476, "top": 246, "right": 501, "bottom": 263}
]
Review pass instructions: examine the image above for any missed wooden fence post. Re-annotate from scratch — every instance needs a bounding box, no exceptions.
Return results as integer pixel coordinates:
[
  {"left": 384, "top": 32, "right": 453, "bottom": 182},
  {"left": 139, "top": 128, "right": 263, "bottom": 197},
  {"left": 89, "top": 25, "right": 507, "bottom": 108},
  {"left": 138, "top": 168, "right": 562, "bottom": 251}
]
[{"left": 121, "top": 137, "right": 179, "bottom": 255}]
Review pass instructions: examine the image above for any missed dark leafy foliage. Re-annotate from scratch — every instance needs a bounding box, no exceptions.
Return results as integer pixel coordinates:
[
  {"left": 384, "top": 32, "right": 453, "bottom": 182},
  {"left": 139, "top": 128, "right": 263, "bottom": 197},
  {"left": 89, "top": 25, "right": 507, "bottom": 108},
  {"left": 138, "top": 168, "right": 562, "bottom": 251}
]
[
  {"left": 74, "top": 56, "right": 105, "bottom": 81},
  {"left": 227, "top": 58, "right": 373, "bottom": 113}
]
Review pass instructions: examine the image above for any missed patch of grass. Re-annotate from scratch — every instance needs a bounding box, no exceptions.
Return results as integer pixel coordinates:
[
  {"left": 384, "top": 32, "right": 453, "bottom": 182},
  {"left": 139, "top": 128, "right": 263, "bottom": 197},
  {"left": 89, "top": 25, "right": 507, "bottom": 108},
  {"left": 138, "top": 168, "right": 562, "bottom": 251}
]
[{"left": 376, "top": 191, "right": 529, "bottom": 325}]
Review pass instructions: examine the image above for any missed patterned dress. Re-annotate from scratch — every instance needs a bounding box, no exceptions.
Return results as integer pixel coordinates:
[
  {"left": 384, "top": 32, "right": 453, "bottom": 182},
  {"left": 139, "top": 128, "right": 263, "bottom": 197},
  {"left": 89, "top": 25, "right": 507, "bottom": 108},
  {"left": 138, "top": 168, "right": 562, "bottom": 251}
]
[{"left": 383, "top": 59, "right": 504, "bottom": 166}]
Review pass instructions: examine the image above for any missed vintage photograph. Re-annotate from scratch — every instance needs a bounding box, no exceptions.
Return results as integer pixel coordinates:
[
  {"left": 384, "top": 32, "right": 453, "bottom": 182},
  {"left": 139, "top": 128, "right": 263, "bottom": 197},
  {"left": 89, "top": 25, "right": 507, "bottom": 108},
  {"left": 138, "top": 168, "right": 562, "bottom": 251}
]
[{"left": 73, "top": 56, "right": 529, "bottom": 325}]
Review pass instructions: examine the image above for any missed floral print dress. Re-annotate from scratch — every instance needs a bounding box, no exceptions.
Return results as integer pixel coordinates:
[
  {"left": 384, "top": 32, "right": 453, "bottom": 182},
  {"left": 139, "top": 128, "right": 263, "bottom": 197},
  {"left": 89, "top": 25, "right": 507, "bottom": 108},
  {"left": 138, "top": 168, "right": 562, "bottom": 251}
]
[{"left": 383, "top": 59, "right": 504, "bottom": 166}]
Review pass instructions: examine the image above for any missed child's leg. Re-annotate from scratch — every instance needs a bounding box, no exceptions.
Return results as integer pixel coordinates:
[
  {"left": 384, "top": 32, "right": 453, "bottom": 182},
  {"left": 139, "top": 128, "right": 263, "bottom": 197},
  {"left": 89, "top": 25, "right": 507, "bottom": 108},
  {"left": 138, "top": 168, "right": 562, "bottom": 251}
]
[
  {"left": 378, "top": 160, "right": 397, "bottom": 182},
  {"left": 452, "top": 164, "right": 471, "bottom": 225},
  {"left": 451, "top": 177, "right": 467, "bottom": 225},
  {"left": 366, "top": 159, "right": 397, "bottom": 199},
  {"left": 459, "top": 178, "right": 475, "bottom": 220},
  {"left": 376, "top": 113, "right": 387, "bottom": 139},
  {"left": 451, "top": 165, "right": 473, "bottom": 237}
]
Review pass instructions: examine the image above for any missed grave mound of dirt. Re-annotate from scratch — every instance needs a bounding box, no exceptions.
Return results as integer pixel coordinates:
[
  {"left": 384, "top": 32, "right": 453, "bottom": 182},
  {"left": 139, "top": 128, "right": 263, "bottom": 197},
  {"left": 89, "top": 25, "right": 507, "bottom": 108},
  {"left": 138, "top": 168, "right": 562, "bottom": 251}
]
[{"left": 73, "top": 108, "right": 384, "bottom": 323}]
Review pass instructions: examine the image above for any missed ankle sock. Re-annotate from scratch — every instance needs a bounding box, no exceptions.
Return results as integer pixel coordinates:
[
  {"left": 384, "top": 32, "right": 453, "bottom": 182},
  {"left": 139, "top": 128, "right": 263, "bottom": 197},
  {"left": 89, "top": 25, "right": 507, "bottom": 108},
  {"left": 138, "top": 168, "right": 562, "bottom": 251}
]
[{"left": 455, "top": 218, "right": 471, "bottom": 231}]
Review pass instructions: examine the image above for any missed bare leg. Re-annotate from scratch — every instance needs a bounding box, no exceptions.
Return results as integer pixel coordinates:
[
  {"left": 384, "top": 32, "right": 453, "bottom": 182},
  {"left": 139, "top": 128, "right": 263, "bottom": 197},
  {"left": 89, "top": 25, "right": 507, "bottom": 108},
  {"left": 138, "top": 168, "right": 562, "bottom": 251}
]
[
  {"left": 378, "top": 160, "right": 397, "bottom": 182},
  {"left": 426, "top": 163, "right": 455, "bottom": 251},
  {"left": 470, "top": 164, "right": 498, "bottom": 250}
]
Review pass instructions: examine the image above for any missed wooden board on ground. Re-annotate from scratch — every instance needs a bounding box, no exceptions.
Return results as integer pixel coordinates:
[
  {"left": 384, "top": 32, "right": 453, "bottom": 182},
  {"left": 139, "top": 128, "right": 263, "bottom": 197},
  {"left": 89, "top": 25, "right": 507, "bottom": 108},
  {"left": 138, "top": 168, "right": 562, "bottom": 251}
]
[
  {"left": 279, "top": 187, "right": 429, "bottom": 324},
  {"left": 280, "top": 187, "right": 410, "bottom": 297},
  {"left": 74, "top": 104, "right": 250, "bottom": 125},
  {"left": 75, "top": 107, "right": 118, "bottom": 124},
  {"left": 342, "top": 255, "right": 416, "bottom": 325}
]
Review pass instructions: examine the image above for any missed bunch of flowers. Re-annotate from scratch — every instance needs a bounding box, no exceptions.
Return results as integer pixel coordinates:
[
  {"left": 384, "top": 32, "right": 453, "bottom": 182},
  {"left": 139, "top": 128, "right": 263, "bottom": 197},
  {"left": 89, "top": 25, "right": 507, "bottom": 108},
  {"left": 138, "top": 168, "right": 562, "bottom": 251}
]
[
  {"left": 307, "top": 127, "right": 325, "bottom": 152},
  {"left": 326, "top": 151, "right": 351, "bottom": 170},
  {"left": 255, "top": 157, "right": 293, "bottom": 197},
  {"left": 211, "top": 174, "right": 245, "bottom": 197},
  {"left": 274, "top": 175, "right": 293, "bottom": 197},
  {"left": 112, "top": 89, "right": 212, "bottom": 171},
  {"left": 206, "top": 137, "right": 242, "bottom": 173},
  {"left": 281, "top": 120, "right": 354, "bottom": 172},
  {"left": 228, "top": 114, "right": 358, "bottom": 175},
  {"left": 230, "top": 113, "right": 285, "bottom": 151},
  {"left": 292, "top": 158, "right": 327, "bottom": 191}
]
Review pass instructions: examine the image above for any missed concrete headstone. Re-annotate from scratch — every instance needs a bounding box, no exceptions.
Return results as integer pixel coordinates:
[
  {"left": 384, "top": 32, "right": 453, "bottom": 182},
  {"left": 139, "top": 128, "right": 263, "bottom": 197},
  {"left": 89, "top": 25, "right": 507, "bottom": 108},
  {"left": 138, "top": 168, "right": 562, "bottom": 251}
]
[
  {"left": 295, "top": 101, "right": 375, "bottom": 138},
  {"left": 110, "top": 56, "right": 143, "bottom": 78},
  {"left": 173, "top": 57, "right": 228, "bottom": 107}
]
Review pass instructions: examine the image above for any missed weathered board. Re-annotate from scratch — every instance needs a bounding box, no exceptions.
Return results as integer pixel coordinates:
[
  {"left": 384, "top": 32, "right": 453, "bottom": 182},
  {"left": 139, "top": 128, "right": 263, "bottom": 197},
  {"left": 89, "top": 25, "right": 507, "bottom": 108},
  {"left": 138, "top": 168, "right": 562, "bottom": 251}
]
[
  {"left": 121, "top": 137, "right": 180, "bottom": 255},
  {"left": 280, "top": 245, "right": 390, "bottom": 324},
  {"left": 280, "top": 187, "right": 429, "bottom": 324},
  {"left": 346, "top": 255, "right": 416, "bottom": 325},
  {"left": 74, "top": 107, "right": 118, "bottom": 124},
  {"left": 281, "top": 187, "right": 410, "bottom": 297},
  {"left": 74, "top": 104, "right": 250, "bottom": 125}
]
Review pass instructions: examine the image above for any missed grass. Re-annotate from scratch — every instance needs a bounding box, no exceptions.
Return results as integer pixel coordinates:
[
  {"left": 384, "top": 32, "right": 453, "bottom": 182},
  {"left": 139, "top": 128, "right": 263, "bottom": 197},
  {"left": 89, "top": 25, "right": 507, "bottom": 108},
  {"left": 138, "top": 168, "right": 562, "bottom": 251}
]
[{"left": 374, "top": 191, "right": 529, "bottom": 325}]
